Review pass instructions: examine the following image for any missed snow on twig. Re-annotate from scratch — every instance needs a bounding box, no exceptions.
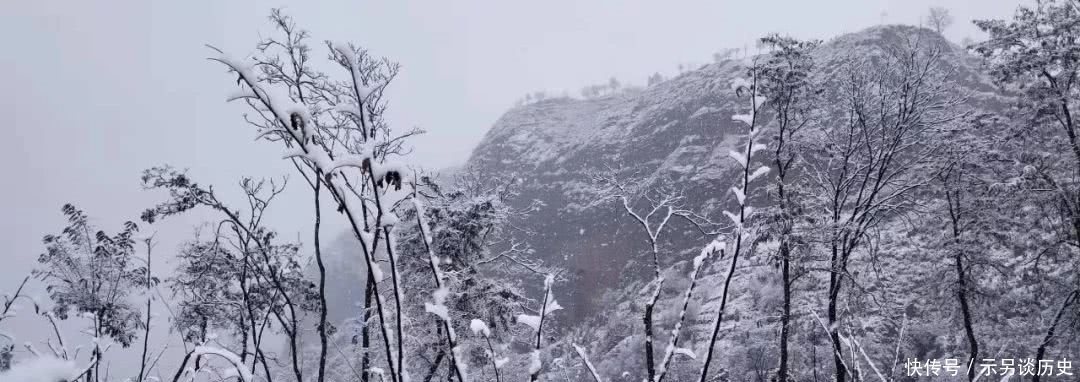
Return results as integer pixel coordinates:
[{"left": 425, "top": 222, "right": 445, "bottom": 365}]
[{"left": 572, "top": 344, "right": 604, "bottom": 382}]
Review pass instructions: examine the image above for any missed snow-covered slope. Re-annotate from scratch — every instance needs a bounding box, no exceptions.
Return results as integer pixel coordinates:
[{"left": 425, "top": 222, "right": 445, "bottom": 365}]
[
  {"left": 464, "top": 30, "right": 1028, "bottom": 380},
  {"left": 469, "top": 57, "right": 751, "bottom": 319},
  {"left": 467, "top": 26, "right": 1001, "bottom": 323}
]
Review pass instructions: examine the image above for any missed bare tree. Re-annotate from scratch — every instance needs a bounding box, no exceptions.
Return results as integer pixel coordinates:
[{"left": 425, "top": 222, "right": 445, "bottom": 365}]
[
  {"left": 204, "top": 9, "right": 467, "bottom": 382},
  {"left": 925, "top": 112, "right": 1032, "bottom": 381},
  {"left": 134, "top": 236, "right": 159, "bottom": 382},
  {"left": 926, "top": 7, "right": 953, "bottom": 34},
  {"left": 937, "top": 132, "right": 985, "bottom": 382},
  {"left": 756, "top": 34, "right": 820, "bottom": 382},
  {"left": 590, "top": 173, "right": 713, "bottom": 382},
  {"left": 803, "top": 38, "right": 963, "bottom": 382}
]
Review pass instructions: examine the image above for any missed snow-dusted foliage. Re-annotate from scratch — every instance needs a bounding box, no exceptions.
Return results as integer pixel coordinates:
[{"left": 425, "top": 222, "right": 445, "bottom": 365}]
[
  {"left": 696, "top": 68, "right": 771, "bottom": 382},
  {"left": 390, "top": 170, "right": 539, "bottom": 382},
  {"left": 30, "top": 204, "right": 145, "bottom": 381},
  {"left": 140, "top": 168, "right": 321, "bottom": 381},
  {"left": 518, "top": 274, "right": 562, "bottom": 381},
  {"left": 462, "top": 20, "right": 1080, "bottom": 382},
  {"left": 204, "top": 9, "right": 419, "bottom": 382},
  {"left": 35, "top": 205, "right": 143, "bottom": 347},
  {"left": 13, "top": 5, "right": 1080, "bottom": 382}
]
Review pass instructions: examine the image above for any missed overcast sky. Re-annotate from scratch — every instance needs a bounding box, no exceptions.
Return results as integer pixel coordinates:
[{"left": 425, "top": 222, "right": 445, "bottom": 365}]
[{"left": 0, "top": 0, "right": 1026, "bottom": 377}]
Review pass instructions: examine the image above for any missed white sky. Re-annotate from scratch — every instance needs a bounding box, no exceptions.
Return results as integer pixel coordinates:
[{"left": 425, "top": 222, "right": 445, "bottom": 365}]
[{"left": 0, "top": 0, "right": 1026, "bottom": 377}]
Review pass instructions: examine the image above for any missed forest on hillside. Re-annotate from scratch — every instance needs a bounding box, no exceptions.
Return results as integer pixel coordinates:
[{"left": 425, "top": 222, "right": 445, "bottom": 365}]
[{"left": 3, "top": 1, "right": 1080, "bottom": 382}]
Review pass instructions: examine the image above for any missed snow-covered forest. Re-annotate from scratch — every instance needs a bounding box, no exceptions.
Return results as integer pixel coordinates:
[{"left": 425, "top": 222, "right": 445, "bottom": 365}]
[{"left": 4, "top": 1, "right": 1080, "bottom": 381}]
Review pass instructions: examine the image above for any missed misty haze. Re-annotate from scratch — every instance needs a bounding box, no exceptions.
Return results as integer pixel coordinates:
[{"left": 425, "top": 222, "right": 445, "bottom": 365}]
[{"left": 3, "top": 1, "right": 1080, "bottom": 382}]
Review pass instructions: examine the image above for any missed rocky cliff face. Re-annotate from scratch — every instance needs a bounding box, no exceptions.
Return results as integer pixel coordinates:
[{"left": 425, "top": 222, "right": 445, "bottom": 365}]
[
  {"left": 465, "top": 25, "right": 1001, "bottom": 322},
  {"left": 469, "top": 60, "right": 747, "bottom": 317}
]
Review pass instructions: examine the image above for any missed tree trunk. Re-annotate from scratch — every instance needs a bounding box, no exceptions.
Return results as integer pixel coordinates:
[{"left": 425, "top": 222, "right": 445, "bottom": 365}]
[
  {"left": 698, "top": 243, "right": 740, "bottom": 382},
  {"left": 644, "top": 282, "right": 659, "bottom": 381},
  {"left": 314, "top": 178, "right": 329, "bottom": 382},
  {"left": 778, "top": 241, "right": 792, "bottom": 382},
  {"left": 827, "top": 242, "right": 846, "bottom": 382},
  {"left": 360, "top": 277, "right": 374, "bottom": 382},
  {"left": 954, "top": 252, "right": 978, "bottom": 382},
  {"left": 137, "top": 283, "right": 152, "bottom": 382},
  {"left": 1032, "top": 289, "right": 1079, "bottom": 382}
]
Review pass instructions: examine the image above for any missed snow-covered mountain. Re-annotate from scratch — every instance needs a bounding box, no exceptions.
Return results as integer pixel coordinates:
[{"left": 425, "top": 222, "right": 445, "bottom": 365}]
[
  {"left": 298, "top": 24, "right": 1057, "bottom": 381},
  {"left": 462, "top": 25, "right": 1017, "bottom": 380},
  {"left": 468, "top": 25, "right": 993, "bottom": 316}
]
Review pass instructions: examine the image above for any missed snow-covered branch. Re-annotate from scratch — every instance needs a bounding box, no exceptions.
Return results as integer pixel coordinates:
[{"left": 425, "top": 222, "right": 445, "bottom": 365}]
[{"left": 699, "top": 69, "right": 770, "bottom": 382}]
